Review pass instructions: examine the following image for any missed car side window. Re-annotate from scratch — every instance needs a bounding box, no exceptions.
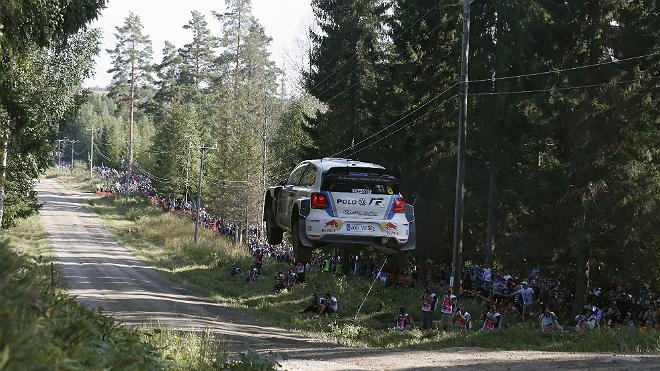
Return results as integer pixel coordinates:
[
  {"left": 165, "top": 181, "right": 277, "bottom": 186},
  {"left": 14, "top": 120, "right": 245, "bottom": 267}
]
[
  {"left": 299, "top": 165, "right": 317, "bottom": 187},
  {"left": 287, "top": 165, "right": 307, "bottom": 186}
]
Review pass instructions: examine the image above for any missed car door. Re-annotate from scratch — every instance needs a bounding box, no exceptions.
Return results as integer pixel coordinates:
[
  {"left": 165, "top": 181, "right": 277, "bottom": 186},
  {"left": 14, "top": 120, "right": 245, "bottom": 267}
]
[
  {"left": 296, "top": 163, "right": 318, "bottom": 204},
  {"left": 277, "top": 164, "right": 307, "bottom": 227}
]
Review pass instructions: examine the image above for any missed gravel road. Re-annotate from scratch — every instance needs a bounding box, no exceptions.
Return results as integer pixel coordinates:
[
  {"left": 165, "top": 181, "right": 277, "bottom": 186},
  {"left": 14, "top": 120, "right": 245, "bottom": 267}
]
[{"left": 36, "top": 178, "right": 659, "bottom": 370}]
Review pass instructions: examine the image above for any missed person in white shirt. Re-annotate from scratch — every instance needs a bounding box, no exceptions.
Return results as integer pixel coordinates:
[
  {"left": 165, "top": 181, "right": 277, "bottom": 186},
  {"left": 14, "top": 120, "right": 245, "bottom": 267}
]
[
  {"left": 539, "top": 306, "right": 561, "bottom": 332},
  {"left": 314, "top": 292, "right": 338, "bottom": 317},
  {"left": 512, "top": 281, "right": 535, "bottom": 320}
]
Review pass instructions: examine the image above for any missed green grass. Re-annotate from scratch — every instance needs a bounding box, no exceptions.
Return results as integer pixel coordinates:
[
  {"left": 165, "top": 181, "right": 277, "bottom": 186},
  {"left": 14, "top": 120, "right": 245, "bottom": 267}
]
[
  {"left": 84, "top": 195, "right": 660, "bottom": 353},
  {"left": 0, "top": 214, "right": 278, "bottom": 370}
]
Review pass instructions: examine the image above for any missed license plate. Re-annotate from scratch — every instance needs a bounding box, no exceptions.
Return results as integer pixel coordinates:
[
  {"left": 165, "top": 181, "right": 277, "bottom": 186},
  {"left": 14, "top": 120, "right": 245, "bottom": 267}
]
[{"left": 346, "top": 223, "right": 376, "bottom": 232}]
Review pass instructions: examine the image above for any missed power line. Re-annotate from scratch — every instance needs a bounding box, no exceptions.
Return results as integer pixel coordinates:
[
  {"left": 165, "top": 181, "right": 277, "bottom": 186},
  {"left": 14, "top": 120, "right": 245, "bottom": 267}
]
[
  {"left": 348, "top": 94, "right": 459, "bottom": 158},
  {"left": 332, "top": 82, "right": 459, "bottom": 158},
  {"left": 468, "top": 52, "right": 660, "bottom": 84},
  {"left": 468, "top": 77, "right": 657, "bottom": 96},
  {"left": 322, "top": 18, "right": 452, "bottom": 105}
]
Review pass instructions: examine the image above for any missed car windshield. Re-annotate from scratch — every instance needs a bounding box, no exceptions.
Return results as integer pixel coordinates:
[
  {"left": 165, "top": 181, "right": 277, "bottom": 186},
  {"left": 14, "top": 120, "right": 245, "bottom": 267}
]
[{"left": 321, "top": 168, "right": 399, "bottom": 195}]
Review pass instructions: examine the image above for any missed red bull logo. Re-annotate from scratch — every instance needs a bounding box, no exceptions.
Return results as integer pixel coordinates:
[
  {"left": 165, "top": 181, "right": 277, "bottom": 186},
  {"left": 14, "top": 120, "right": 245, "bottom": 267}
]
[
  {"left": 385, "top": 222, "right": 397, "bottom": 230},
  {"left": 324, "top": 220, "right": 339, "bottom": 228}
]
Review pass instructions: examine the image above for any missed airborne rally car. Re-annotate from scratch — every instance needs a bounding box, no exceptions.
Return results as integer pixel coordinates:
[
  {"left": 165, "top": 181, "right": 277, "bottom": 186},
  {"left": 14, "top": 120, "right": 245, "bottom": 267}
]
[{"left": 263, "top": 158, "right": 416, "bottom": 262}]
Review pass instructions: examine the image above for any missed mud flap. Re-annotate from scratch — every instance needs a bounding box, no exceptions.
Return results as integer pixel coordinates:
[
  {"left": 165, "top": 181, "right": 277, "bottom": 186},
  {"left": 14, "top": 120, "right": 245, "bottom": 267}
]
[
  {"left": 401, "top": 204, "right": 416, "bottom": 251},
  {"left": 297, "top": 199, "right": 314, "bottom": 248}
]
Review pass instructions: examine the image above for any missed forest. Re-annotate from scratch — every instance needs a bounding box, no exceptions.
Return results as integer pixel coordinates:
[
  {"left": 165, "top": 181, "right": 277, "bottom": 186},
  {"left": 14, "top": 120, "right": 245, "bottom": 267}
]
[{"left": 2, "top": 0, "right": 658, "bottom": 305}]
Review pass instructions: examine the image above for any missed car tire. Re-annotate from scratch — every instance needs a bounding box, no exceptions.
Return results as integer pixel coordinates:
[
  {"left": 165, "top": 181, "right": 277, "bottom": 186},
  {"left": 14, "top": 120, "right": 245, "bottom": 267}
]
[
  {"left": 291, "top": 217, "right": 312, "bottom": 263},
  {"left": 265, "top": 210, "right": 284, "bottom": 245}
]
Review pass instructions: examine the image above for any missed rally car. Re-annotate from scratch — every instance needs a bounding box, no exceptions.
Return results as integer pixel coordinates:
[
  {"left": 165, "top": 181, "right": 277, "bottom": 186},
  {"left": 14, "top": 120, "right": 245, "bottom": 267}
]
[{"left": 263, "top": 158, "right": 416, "bottom": 262}]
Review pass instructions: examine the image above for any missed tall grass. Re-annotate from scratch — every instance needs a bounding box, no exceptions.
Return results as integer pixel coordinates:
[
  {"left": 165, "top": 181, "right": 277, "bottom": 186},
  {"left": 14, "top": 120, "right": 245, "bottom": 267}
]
[
  {"left": 145, "top": 330, "right": 279, "bottom": 371},
  {"left": 0, "top": 215, "right": 163, "bottom": 370},
  {"left": 88, "top": 196, "right": 660, "bottom": 353},
  {"left": 1, "top": 214, "right": 279, "bottom": 370}
]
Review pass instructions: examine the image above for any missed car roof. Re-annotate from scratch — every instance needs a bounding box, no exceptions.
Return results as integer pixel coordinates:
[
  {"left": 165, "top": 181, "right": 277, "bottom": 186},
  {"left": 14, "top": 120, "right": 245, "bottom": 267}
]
[{"left": 304, "top": 158, "right": 385, "bottom": 171}]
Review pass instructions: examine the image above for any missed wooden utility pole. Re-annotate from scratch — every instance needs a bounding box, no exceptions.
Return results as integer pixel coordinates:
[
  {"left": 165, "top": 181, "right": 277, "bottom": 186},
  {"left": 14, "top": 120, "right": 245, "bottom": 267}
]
[
  {"left": 85, "top": 127, "right": 96, "bottom": 178},
  {"left": 125, "top": 42, "right": 136, "bottom": 201},
  {"left": 55, "top": 139, "right": 67, "bottom": 168},
  {"left": 69, "top": 139, "right": 79, "bottom": 172},
  {"left": 185, "top": 138, "right": 192, "bottom": 204},
  {"left": 194, "top": 143, "right": 217, "bottom": 243},
  {"left": 451, "top": 0, "right": 471, "bottom": 294},
  {"left": 261, "top": 91, "right": 268, "bottom": 233}
]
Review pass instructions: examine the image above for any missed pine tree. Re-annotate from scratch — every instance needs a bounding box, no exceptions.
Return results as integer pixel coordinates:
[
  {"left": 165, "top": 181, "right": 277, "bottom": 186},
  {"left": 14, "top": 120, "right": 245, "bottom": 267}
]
[
  {"left": 106, "top": 12, "right": 154, "bottom": 170},
  {"left": 303, "top": 0, "right": 388, "bottom": 156},
  {"left": 180, "top": 10, "right": 219, "bottom": 86}
]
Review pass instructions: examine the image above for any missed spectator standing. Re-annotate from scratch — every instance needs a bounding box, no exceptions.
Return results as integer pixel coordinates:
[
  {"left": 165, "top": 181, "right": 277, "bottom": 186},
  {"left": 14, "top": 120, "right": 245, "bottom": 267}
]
[
  {"left": 439, "top": 288, "right": 457, "bottom": 330},
  {"left": 296, "top": 261, "right": 306, "bottom": 283},
  {"left": 420, "top": 287, "right": 436, "bottom": 330},
  {"left": 514, "top": 281, "right": 535, "bottom": 320}
]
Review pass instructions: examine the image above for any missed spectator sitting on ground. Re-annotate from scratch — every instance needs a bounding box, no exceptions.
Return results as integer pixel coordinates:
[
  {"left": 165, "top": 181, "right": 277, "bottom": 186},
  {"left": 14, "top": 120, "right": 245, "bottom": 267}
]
[
  {"left": 575, "top": 305, "right": 598, "bottom": 331},
  {"left": 314, "top": 292, "right": 338, "bottom": 317},
  {"left": 286, "top": 268, "right": 298, "bottom": 287},
  {"left": 300, "top": 294, "right": 320, "bottom": 314},
  {"left": 230, "top": 266, "right": 242, "bottom": 276},
  {"left": 539, "top": 305, "right": 561, "bottom": 332},
  {"left": 246, "top": 267, "right": 259, "bottom": 282},
  {"left": 453, "top": 305, "right": 472, "bottom": 331},
  {"left": 393, "top": 307, "right": 413, "bottom": 331},
  {"left": 274, "top": 271, "right": 287, "bottom": 292},
  {"left": 643, "top": 304, "right": 656, "bottom": 329},
  {"left": 481, "top": 305, "right": 501, "bottom": 331}
]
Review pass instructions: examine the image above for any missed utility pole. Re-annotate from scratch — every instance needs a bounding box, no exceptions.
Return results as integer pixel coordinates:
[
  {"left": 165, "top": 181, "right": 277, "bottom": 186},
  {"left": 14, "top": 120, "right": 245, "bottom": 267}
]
[
  {"left": 55, "top": 139, "right": 66, "bottom": 168},
  {"left": 194, "top": 143, "right": 217, "bottom": 243},
  {"left": 85, "top": 127, "right": 96, "bottom": 178},
  {"left": 244, "top": 172, "right": 249, "bottom": 245},
  {"left": 261, "top": 91, "right": 268, "bottom": 234},
  {"left": 451, "top": 0, "right": 471, "bottom": 294},
  {"left": 185, "top": 138, "right": 192, "bottom": 204},
  {"left": 68, "top": 139, "right": 79, "bottom": 172}
]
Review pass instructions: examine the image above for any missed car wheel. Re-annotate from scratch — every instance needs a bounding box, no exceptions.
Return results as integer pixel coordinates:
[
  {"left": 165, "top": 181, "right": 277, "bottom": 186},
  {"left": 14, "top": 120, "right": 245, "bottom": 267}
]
[
  {"left": 291, "top": 217, "right": 312, "bottom": 263},
  {"left": 265, "top": 210, "right": 283, "bottom": 245}
]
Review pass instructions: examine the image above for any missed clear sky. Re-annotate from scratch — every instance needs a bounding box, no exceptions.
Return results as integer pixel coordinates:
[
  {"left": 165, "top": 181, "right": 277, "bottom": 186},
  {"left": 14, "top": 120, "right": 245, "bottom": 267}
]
[{"left": 85, "top": 0, "right": 313, "bottom": 88}]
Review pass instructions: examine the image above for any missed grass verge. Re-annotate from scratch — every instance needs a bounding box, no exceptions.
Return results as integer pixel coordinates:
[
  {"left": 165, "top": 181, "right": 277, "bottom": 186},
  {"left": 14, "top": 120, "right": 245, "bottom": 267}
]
[
  {"left": 0, "top": 214, "right": 278, "bottom": 370},
  {"left": 84, "top": 195, "right": 660, "bottom": 353},
  {"left": 44, "top": 162, "right": 98, "bottom": 192}
]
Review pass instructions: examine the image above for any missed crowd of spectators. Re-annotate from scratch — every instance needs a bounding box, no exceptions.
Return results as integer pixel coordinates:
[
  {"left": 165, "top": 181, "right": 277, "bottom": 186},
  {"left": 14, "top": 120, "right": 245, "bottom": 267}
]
[
  {"left": 87, "top": 164, "right": 658, "bottom": 333},
  {"left": 414, "top": 262, "right": 659, "bottom": 333}
]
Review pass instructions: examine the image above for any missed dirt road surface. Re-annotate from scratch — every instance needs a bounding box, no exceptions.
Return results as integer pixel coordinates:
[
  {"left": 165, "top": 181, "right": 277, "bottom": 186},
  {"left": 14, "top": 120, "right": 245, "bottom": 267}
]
[{"left": 36, "top": 178, "right": 659, "bottom": 370}]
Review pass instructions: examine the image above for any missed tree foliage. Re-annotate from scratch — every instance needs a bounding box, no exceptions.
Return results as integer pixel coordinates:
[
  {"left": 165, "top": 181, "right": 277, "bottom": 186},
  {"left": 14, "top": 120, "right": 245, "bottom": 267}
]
[{"left": 300, "top": 0, "right": 659, "bottom": 297}]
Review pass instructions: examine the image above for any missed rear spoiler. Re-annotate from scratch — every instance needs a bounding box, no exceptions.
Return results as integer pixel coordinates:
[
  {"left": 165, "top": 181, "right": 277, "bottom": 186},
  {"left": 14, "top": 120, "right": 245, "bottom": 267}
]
[{"left": 323, "top": 167, "right": 400, "bottom": 181}]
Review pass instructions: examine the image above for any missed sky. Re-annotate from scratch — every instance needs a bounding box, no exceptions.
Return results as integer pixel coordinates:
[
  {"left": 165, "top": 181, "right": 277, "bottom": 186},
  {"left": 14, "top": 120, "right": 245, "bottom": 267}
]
[{"left": 85, "top": 0, "right": 313, "bottom": 88}]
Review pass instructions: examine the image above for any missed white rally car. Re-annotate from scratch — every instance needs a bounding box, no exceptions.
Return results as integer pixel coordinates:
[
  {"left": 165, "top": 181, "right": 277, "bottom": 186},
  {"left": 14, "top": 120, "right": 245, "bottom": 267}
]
[{"left": 264, "top": 158, "right": 416, "bottom": 262}]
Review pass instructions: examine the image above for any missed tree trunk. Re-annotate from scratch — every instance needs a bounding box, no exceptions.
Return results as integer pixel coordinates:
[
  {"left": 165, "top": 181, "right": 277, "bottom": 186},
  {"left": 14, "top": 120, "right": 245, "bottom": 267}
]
[
  {"left": 572, "top": 207, "right": 590, "bottom": 315},
  {"left": 484, "top": 162, "right": 497, "bottom": 267},
  {"left": 573, "top": 251, "right": 590, "bottom": 315},
  {"left": 0, "top": 132, "right": 9, "bottom": 229}
]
